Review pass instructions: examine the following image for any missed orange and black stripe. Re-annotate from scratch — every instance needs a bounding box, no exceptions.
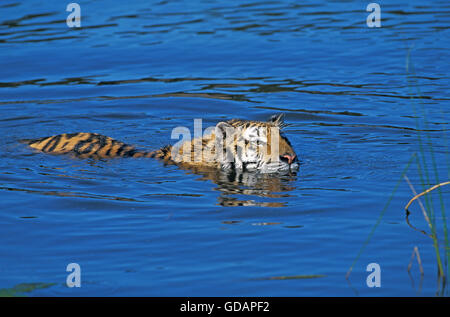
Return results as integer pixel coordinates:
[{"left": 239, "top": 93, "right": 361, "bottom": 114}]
[{"left": 20, "top": 132, "right": 171, "bottom": 160}]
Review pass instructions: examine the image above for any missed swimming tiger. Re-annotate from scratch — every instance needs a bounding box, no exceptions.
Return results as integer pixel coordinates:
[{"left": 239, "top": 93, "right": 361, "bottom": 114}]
[{"left": 20, "top": 114, "right": 299, "bottom": 173}]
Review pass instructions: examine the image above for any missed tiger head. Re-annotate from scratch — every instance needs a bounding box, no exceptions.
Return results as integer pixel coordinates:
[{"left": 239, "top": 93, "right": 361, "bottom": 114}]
[{"left": 214, "top": 114, "right": 299, "bottom": 173}]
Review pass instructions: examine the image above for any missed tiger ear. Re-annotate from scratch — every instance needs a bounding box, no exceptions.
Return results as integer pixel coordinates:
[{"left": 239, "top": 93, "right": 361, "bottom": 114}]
[
  {"left": 215, "top": 121, "right": 233, "bottom": 139},
  {"left": 269, "top": 113, "right": 285, "bottom": 127}
]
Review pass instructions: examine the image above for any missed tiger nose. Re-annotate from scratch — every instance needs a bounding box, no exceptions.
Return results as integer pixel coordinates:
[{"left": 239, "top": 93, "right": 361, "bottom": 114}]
[{"left": 281, "top": 154, "right": 296, "bottom": 164}]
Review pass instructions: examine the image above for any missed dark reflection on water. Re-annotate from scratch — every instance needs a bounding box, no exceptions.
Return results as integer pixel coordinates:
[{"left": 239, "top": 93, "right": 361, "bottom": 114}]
[
  {"left": 0, "top": 185, "right": 140, "bottom": 202},
  {"left": 193, "top": 168, "right": 297, "bottom": 207}
]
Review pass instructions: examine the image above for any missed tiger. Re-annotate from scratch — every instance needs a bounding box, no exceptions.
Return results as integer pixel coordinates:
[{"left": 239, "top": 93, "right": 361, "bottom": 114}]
[{"left": 20, "top": 114, "right": 299, "bottom": 174}]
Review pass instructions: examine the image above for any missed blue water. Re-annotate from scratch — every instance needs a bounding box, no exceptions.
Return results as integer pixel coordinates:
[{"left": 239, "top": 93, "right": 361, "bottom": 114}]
[{"left": 0, "top": 0, "right": 449, "bottom": 296}]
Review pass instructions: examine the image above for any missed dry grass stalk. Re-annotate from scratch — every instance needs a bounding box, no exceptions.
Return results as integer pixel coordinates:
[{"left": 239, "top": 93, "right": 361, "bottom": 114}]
[
  {"left": 404, "top": 175, "right": 433, "bottom": 226},
  {"left": 408, "top": 246, "right": 424, "bottom": 276},
  {"left": 405, "top": 180, "right": 450, "bottom": 211}
]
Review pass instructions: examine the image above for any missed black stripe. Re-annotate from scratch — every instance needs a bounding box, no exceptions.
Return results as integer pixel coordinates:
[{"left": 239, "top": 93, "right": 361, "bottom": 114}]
[
  {"left": 115, "top": 144, "right": 127, "bottom": 157},
  {"left": 73, "top": 134, "right": 95, "bottom": 154},
  {"left": 81, "top": 142, "right": 96, "bottom": 154},
  {"left": 61, "top": 141, "right": 69, "bottom": 151},
  {"left": 41, "top": 136, "right": 57, "bottom": 152},
  {"left": 46, "top": 135, "right": 62, "bottom": 152},
  {"left": 122, "top": 148, "right": 137, "bottom": 157},
  {"left": 66, "top": 133, "right": 81, "bottom": 138},
  {"left": 28, "top": 137, "right": 45, "bottom": 145},
  {"left": 92, "top": 135, "right": 108, "bottom": 154},
  {"left": 94, "top": 135, "right": 108, "bottom": 154},
  {"left": 160, "top": 145, "right": 170, "bottom": 156},
  {"left": 227, "top": 169, "right": 237, "bottom": 182}
]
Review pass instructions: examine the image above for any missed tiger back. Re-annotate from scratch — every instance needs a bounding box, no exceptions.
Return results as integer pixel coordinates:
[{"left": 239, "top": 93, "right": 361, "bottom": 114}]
[{"left": 20, "top": 132, "right": 169, "bottom": 160}]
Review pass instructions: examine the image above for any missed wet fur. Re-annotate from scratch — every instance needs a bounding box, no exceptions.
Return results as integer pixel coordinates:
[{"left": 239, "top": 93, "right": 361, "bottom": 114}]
[{"left": 20, "top": 115, "right": 298, "bottom": 173}]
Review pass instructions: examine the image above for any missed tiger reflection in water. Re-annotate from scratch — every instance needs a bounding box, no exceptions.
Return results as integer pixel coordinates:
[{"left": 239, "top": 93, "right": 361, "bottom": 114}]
[{"left": 192, "top": 167, "right": 297, "bottom": 207}]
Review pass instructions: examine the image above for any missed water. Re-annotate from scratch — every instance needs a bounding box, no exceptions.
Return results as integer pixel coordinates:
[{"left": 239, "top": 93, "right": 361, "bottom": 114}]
[{"left": 0, "top": 0, "right": 449, "bottom": 296}]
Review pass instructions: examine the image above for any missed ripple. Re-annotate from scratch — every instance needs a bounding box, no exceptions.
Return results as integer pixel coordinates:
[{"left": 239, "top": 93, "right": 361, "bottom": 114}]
[{"left": 0, "top": 186, "right": 141, "bottom": 202}]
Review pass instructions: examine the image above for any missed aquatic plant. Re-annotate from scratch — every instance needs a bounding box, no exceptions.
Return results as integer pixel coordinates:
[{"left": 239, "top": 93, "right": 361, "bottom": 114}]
[
  {"left": 346, "top": 49, "right": 449, "bottom": 296},
  {"left": 0, "top": 282, "right": 55, "bottom": 297}
]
